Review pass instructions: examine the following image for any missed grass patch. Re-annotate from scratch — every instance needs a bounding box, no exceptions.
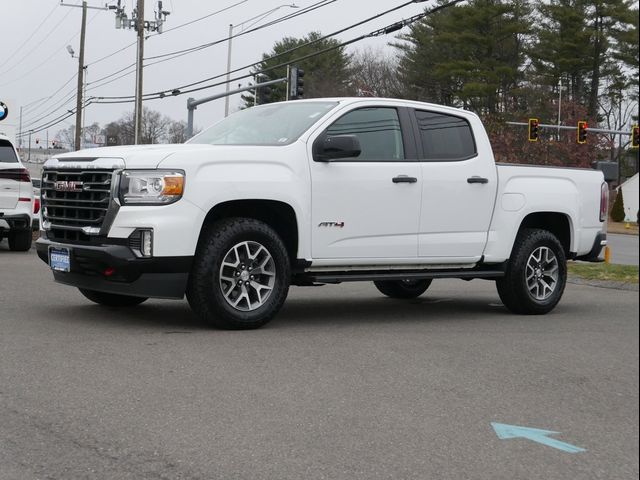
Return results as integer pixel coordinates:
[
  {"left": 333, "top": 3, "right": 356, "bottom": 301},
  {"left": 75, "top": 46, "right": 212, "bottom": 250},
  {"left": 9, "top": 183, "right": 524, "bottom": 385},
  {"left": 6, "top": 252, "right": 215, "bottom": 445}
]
[{"left": 568, "top": 262, "right": 639, "bottom": 284}]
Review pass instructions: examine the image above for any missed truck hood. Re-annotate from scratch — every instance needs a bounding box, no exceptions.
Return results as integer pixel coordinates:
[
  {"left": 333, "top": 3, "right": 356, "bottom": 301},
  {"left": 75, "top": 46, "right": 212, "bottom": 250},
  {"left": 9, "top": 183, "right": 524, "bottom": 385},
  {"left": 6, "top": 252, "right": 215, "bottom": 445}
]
[{"left": 50, "top": 144, "right": 214, "bottom": 169}]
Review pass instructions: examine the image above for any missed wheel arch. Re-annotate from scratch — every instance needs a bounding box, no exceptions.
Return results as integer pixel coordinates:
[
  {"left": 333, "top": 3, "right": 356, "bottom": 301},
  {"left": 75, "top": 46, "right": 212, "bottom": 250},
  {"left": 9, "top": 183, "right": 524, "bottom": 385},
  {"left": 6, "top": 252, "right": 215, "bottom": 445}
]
[
  {"left": 517, "top": 211, "right": 573, "bottom": 256},
  {"left": 197, "top": 199, "right": 299, "bottom": 261}
]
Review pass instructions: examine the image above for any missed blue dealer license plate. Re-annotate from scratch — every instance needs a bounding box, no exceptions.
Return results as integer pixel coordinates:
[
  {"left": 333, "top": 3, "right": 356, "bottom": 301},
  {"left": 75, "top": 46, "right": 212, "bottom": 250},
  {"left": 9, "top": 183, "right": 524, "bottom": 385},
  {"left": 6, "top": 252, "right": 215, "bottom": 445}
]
[{"left": 49, "top": 247, "right": 71, "bottom": 272}]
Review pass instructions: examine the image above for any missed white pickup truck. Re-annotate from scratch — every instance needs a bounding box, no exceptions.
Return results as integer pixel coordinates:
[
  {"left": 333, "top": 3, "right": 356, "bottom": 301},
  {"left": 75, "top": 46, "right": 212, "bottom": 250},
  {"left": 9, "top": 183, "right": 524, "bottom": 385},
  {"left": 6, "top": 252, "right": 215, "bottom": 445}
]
[{"left": 36, "top": 98, "right": 608, "bottom": 329}]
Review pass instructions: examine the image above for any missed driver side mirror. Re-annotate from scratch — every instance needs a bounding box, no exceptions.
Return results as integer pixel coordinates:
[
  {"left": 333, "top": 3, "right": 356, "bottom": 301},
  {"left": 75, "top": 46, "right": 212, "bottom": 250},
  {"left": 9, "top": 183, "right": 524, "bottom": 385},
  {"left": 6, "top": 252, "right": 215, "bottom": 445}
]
[{"left": 313, "top": 134, "right": 361, "bottom": 162}]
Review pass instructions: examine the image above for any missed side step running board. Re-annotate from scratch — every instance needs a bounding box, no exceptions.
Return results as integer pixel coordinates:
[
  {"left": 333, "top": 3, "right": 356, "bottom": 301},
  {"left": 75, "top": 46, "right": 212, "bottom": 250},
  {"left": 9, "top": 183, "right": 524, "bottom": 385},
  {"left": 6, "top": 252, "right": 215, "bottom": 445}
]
[{"left": 304, "top": 268, "right": 506, "bottom": 284}]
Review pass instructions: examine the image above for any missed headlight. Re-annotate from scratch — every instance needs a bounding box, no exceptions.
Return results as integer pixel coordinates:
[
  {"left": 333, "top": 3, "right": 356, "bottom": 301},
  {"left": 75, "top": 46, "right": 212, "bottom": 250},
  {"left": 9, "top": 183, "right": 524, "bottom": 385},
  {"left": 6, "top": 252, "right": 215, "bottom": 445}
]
[{"left": 119, "top": 170, "right": 185, "bottom": 205}]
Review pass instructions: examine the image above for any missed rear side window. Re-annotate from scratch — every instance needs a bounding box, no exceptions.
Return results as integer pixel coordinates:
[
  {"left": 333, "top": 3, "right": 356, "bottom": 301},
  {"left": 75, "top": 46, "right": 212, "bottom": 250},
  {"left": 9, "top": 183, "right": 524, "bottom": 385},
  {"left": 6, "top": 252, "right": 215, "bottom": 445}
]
[
  {"left": 414, "top": 110, "right": 476, "bottom": 161},
  {"left": 0, "top": 140, "right": 18, "bottom": 163}
]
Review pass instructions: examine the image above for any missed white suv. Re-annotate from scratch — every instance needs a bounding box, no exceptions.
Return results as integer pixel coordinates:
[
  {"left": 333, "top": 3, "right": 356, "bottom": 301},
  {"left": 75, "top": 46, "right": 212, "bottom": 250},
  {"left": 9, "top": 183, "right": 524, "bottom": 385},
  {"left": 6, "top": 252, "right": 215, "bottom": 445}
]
[{"left": 0, "top": 134, "right": 33, "bottom": 251}]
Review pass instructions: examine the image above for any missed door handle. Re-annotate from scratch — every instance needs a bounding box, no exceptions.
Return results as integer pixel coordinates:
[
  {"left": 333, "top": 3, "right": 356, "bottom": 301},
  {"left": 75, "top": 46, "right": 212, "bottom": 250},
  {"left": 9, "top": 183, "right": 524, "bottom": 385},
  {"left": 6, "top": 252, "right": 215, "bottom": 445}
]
[
  {"left": 392, "top": 175, "right": 418, "bottom": 184},
  {"left": 467, "top": 176, "right": 489, "bottom": 184}
]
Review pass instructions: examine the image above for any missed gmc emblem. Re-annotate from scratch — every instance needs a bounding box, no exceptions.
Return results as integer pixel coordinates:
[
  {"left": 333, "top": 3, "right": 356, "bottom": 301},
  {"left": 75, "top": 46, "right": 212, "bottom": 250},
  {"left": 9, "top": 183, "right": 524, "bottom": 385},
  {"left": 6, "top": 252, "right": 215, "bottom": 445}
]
[{"left": 54, "top": 181, "right": 84, "bottom": 192}]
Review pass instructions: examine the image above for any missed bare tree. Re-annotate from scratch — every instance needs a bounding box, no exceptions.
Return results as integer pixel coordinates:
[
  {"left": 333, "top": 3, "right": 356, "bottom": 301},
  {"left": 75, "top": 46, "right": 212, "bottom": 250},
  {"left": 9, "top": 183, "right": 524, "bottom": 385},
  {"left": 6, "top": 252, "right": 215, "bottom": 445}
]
[{"left": 348, "top": 47, "right": 404, "bottom": 98}]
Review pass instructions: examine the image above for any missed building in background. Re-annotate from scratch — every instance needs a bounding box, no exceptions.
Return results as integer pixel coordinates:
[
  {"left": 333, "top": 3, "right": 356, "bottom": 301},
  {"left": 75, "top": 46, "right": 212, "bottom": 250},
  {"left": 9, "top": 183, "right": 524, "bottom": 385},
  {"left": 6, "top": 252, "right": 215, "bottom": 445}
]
[{"left": 617, "top": 173, "right": 639, "bottom": 223}]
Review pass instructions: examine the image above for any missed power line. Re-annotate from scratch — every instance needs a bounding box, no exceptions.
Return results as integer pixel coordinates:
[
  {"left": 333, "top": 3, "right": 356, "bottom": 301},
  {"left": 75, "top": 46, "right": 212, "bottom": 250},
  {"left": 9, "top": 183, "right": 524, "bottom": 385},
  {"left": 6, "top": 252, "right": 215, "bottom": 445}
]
[
  {"left": 0, "top": 2, "right": 60, "bottom": 68},
  {"left": 0, "top": 9, "right": 102, "bottom": 88},
  {"left": 145, "top": 0, "right": 338, "bottom": 62},
  {"left": 1, "top": 4, "right": 77, "bottom": 79},
  {"left": 21, "top": 73, "right": 78, "bottom": 116},
  {"left": 95, "top": 0, "right": 425, "bottom": 102},
  {"left": 85, "top": 0, "right": 250, "bottom": 68},
  {"left": 77, "top": 0, "right": 337, "bottom": 102},
  {"left": 92, "top": 0, "right": 465, "bottom": 106}
]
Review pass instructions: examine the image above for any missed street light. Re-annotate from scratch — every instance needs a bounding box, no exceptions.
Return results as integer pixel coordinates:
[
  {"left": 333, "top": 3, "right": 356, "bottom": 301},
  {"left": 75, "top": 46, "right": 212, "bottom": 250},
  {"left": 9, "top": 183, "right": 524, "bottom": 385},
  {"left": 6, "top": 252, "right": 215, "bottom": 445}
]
[
  {"left": 67, "top": 45, "right": 88, "bottom": 149},
  {"left": 224, "top": 3, "right": 298, "bottom": 117}
]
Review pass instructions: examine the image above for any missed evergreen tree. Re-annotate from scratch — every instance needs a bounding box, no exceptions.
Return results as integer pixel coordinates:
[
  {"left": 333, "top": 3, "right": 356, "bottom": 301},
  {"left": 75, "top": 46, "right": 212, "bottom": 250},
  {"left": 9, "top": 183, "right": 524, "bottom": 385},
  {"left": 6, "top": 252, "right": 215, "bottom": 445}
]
[
  {"left": 532, "top": 0, "right": 637, "bottom": 118},
  {"left": 611, "top": 188, "right": 625, "bottom": 222},
  {"left": 394, "top": 0, "right": 531, "bottom": 115},
  {"left": 242, "top": 32, "right": 351, "bottom": 108}
]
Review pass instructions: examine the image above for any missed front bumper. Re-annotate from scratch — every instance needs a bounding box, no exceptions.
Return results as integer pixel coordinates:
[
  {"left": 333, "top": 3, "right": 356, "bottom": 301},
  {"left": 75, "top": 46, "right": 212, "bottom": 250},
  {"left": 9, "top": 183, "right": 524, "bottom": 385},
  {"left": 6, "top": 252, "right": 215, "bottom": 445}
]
[
  {"left": 575, "top": 232, "right": 607, "bottom": 262},
  {"left": 36, "top": 237, "right": 192, "bottom": 299}
]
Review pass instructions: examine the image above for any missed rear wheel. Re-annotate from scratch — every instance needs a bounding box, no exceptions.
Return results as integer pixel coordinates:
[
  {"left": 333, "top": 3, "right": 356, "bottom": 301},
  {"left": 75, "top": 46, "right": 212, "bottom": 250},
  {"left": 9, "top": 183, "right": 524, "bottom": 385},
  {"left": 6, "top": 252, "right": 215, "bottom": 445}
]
[
  {"left": 496, "top": 228, "right": 567, "bottom": 315},
  {"left": 187, "top": 218, "right": 291, "bottom": 330},
  {"left": 78, "top": 289, "right": 148, "bottom": 307},
  {"left": 374, "top": 279, "right": 432, "bottom": 299},
  {"left": 8, "top": 230, "right": 32, "bottom": 251}
]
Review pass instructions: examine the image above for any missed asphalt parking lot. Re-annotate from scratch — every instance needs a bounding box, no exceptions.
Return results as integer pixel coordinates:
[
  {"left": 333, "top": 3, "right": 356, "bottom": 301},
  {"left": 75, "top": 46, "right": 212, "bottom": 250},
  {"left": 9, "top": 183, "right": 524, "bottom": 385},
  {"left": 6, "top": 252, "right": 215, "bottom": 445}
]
[{"left": 1, "top": 245, "right": 638, "bottom": 480}]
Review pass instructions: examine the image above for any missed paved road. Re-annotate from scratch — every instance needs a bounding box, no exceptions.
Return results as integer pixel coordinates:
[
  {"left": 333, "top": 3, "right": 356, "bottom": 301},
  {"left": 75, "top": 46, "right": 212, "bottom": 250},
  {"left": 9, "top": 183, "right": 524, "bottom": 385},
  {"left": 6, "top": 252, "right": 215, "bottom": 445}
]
[
  {"left": 608, "top": 233, "right": 639, "bottom": 266},
  {"left": 1, "top": 246, "right": 638, "bottom": 480}
]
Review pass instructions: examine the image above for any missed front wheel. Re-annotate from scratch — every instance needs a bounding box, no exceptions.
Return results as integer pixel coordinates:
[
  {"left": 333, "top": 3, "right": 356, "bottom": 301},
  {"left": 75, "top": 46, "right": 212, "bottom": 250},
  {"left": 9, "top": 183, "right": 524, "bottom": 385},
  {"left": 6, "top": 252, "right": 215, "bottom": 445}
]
[
  {"left": 187, "top": 218, "right": 291, "bottom": 330},
  {"left": 374, "top": 279, "right": 432, "bottom": 299},
  {"left": 496, "top": 228, "right": 567, "bottom": 315},
  {"left": 78, "top": 289, "right": 148, "bottom": 307}
]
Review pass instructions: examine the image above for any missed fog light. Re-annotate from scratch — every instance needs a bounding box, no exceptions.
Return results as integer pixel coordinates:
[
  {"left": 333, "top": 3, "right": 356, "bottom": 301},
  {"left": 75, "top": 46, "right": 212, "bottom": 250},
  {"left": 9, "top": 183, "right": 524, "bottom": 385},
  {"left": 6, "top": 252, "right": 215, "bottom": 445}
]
[{"left": 141, "top": 229, "right": 153, "bottom": 257}]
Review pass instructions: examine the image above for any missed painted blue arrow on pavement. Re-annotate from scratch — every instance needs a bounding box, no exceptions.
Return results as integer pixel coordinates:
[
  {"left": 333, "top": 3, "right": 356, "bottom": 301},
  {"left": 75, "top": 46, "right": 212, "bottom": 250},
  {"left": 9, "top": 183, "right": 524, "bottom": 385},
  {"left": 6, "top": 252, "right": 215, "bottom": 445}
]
[{"left": 491, "top": 422, "right": 586, "bottom": 453}]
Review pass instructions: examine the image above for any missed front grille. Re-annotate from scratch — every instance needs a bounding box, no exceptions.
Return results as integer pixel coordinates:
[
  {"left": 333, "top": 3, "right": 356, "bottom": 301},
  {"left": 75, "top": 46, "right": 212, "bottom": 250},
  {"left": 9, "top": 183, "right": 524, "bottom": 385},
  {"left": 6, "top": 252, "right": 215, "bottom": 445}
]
[{"left": 42, "top": 168, "right": 114, "bottom": 243}]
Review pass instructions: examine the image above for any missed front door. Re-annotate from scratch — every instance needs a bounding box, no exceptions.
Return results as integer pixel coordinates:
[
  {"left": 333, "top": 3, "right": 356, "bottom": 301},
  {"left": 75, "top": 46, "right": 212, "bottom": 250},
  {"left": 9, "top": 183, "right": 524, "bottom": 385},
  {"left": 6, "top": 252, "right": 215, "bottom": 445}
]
[{"left": 310, "top": 107, "right": 421, "bottom": 261}]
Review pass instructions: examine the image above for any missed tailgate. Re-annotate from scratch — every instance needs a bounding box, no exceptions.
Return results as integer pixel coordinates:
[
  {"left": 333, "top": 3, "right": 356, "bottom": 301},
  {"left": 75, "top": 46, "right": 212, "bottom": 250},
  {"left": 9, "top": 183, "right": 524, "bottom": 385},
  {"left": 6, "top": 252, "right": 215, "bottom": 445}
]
[{"left": 0, "top": 176, "right": 19, "bottom": 209}]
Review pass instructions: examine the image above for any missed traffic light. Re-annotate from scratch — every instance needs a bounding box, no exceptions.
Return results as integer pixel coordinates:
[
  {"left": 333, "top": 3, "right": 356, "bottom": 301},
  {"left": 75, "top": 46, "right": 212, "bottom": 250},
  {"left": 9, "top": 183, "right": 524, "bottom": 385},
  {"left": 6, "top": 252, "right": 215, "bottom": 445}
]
[
  {"left": 255, "top": 75, "right": 271, "bottom": 105},
  {"left": 577, "top": 121, "right": 588, "bottom": 144},
  {"left": 632, "top": 124, "right": 639, "bottom": 149},
  {"left": 288, "top": 65, "right": 305, "bottom": 100},
  {"left": 528, "top": 118, "right": 539, "bottom": 142}
]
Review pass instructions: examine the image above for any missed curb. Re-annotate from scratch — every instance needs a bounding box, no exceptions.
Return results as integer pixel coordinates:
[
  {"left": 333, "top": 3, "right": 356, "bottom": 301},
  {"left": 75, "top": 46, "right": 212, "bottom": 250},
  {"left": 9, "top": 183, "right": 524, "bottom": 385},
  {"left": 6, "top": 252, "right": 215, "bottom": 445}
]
[{"left": 568, "top": 276, "right": 639, "bottom": 292}]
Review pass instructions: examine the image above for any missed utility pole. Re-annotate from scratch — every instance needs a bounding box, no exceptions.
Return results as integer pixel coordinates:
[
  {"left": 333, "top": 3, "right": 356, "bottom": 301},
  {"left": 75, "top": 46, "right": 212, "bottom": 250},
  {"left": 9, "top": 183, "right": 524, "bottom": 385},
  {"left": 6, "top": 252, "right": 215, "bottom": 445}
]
[
  {"left": 134, "top": 0, "right": 145, "bottom": 144},
  {"left": 60, "top": 1, "right": 109, "bottom": 150},
  {"left": 110, "top": 1, "right": 170, "bottom": 144},
  {"left": 75, "top": 1, "right": 87, "bottom": 151}
]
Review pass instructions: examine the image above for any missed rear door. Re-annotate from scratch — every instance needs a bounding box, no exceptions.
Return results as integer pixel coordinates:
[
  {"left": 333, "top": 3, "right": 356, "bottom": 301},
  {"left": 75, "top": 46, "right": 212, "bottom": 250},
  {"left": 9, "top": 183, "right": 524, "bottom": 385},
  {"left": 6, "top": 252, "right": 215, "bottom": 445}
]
[
  {"left": 412, "top": 109, "right": 498, "bottom": 261},
  {"left": 0, "top": 139, "right": 20, "bottom": 209}
]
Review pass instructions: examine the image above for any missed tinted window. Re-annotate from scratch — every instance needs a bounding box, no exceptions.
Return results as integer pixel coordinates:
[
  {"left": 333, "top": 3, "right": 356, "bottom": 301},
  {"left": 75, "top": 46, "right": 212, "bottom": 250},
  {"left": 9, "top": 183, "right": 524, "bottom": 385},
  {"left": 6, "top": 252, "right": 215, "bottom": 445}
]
[
  {"left": 325, "top": 107, "right": 404, "bottom": 161},
  {"left": 0, "top": 141, "right": 18, "bottom": 163},
  {"left": 414, "top": 110, "right": 476, "bottom": 161},
  {"left": 188, "top": 101, "right": 337, "bottom": 146}
]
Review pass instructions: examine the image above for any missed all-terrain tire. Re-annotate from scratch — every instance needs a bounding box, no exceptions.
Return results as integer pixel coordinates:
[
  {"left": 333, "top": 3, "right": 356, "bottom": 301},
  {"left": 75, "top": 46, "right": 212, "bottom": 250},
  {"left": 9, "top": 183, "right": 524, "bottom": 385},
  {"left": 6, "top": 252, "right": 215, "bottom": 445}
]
[
  {"left": 374, "top": 279, "right": 432, "bottom": 299},
  {"left": 78, "top": 289, "right": 148, "bottom": 307},
  {"left": 187, "top": 218, "right": 291, "bottom": 330},
  {"left": 496, "top": 228, "right": 567, "bottom": 315},
  {"left": 8, "top": 230, "right": 32, "bottom": 251}
]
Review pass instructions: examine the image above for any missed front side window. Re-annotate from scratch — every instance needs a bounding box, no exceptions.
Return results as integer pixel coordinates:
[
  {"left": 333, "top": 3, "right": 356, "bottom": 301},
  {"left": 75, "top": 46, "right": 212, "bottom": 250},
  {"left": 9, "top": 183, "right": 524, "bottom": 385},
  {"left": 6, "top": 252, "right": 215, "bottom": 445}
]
[
  {"left": 188, "top": 101, "right": 338, "bottom": 146},
  {"left": 0, "top": 140, "right": 18, "bottom": 163},
  {"left": 414, "top": 110, "right": 476, "bottom": 161},
  {"left": 324, "top": 107, "right": 405, "bottom": 161}
]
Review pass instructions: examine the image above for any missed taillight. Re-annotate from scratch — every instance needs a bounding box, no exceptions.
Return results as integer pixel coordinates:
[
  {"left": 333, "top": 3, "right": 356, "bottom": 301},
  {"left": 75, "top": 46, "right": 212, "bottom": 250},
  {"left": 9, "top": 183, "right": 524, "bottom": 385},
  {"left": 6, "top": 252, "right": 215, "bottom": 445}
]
[
  {"left": 34, "top": 197, "right": 41, "bottom": 214},
  {"left": 0, "top": 168, "right": 31, "bottom": 182},
  {"left": 599, "top": 182, "right": 608, "bottom": 222}
]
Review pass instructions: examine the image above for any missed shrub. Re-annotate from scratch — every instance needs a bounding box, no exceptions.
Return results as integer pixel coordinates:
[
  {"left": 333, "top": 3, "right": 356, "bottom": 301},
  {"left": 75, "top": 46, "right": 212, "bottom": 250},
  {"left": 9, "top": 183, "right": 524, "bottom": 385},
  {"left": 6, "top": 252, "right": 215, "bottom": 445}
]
[{"left": 611, "top": 189, "right": 625, "bottom": 222}]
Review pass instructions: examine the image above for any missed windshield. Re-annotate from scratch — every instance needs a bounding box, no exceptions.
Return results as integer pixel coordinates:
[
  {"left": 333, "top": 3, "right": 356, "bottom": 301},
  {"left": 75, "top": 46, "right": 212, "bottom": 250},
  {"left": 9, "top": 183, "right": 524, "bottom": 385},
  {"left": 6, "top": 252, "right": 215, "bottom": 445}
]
[
  {"left": 187, "top": 101, "right": 338, "bottom": 146},
  {"left": 0, "top": 141, "right": 18, "bottom": 163}
]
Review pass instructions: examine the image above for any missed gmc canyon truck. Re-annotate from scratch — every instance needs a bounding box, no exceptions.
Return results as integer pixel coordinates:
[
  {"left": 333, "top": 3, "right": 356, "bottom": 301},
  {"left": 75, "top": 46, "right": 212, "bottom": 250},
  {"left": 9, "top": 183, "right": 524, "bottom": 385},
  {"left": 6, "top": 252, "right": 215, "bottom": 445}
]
[{"left": 36, "top": 98, "right": 608, "bottom": 329}]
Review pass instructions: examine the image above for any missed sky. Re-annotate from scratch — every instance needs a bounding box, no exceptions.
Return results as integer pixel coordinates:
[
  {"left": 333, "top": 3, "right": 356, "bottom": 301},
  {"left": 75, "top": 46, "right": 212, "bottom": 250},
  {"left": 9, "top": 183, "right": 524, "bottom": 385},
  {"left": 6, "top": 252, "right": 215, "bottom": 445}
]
[{"left": 0, "top": 0, "right": 431, "bottom": 144}]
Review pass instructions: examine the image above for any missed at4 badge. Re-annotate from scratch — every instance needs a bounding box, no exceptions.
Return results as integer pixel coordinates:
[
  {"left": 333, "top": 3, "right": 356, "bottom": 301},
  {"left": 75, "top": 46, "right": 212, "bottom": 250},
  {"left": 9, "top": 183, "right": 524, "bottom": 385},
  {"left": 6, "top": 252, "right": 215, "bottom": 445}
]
[
  {"left": 0, "top": 101, "right": 8, "bottom": 122},
  {"left": 318, "top": 222, "right": 345, "bottom": 228}
]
